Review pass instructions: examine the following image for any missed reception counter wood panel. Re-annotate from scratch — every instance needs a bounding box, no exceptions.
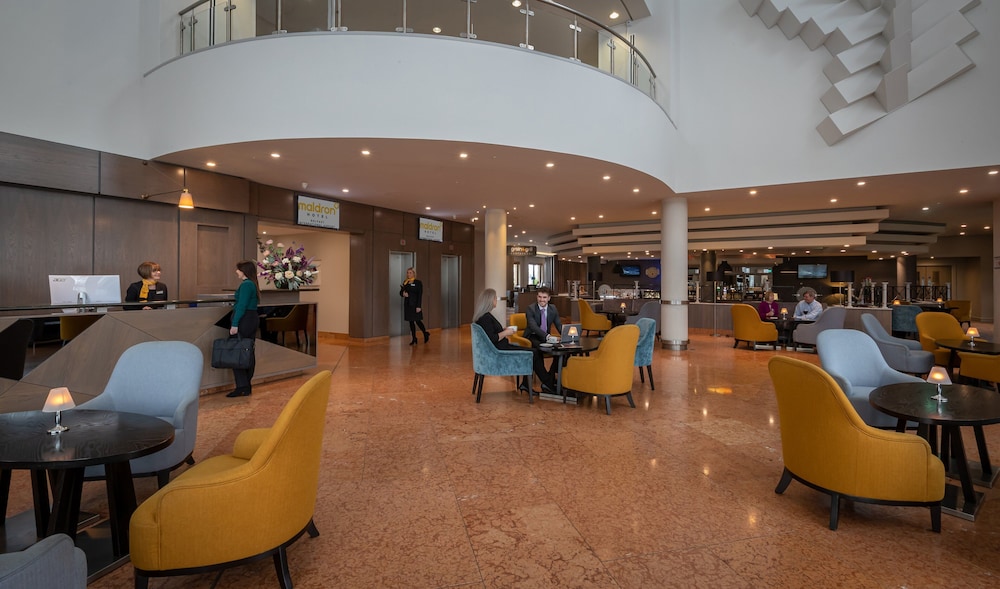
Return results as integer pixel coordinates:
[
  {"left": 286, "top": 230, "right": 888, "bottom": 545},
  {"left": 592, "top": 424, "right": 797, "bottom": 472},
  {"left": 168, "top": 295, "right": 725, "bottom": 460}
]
[{"left": 0, "top": 306, "right": 316, "bottom": 413}]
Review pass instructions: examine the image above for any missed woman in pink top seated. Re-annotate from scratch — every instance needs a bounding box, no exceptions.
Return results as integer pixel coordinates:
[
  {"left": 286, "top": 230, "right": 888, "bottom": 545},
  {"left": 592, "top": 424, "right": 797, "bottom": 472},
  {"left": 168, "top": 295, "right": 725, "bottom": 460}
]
[{"left": 758, "top": 291, "right": 780, "bottom": 320}]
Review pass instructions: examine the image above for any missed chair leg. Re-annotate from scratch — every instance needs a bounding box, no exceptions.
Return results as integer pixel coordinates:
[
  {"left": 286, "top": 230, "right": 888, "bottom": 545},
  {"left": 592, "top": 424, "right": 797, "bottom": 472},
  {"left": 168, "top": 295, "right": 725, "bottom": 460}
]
[
  {"left": 306, "top": 518, "right": 320, "bottom": 538},
  {"left": 476, "top": 375, "right": 485, "bottom": 403},
  {"left": 828, "top": 493, "right": 841, "bottom": 531},
  {"left": 526, "top": 375, "right": 533, "bottom": 404},
  {"left": 0, "top": 468, "right": 10, "bottom": 522},
  {"left": 774, "top": 467, "right": 793, "bottom": 494},
  {"left": 135, "top": 573, "right": 149, "bottom": 589},
  {"left": 639, "top": 367, "right": 645, "bottom": 383},
  {"left": 930, "top": 504, "right": 941, "bottom": 532},
  {"left": 156, "top": 469, "right": 169, "bottom": 489},
  {"left": 604, "top": 395, "right": 612, "bottom": 415},
  {"left": 185, "top": 453, "right": 195, "bottom": 466},
  {"left": 646, "top": 365, "right": 654, "bottom": 390},
  {"left": 273, "top": 546, "right": 293, "bottom": 589},
  {"left": 471, "top": 374, "right": 478, "bottom": 396}
]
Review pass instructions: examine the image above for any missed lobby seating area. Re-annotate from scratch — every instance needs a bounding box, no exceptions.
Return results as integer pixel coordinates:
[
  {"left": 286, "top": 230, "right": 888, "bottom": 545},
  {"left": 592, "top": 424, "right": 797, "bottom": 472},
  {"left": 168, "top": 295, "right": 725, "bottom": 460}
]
[{"left": 5, "top": 327, "right": 1000, "bottom": 587}]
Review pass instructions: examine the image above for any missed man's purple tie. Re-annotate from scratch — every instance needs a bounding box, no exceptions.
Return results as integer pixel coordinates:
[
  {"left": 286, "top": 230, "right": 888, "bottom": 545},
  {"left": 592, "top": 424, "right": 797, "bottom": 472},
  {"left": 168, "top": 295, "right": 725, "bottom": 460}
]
[{"left": 541, "top": 307, "right": 547, "bottom": 332}]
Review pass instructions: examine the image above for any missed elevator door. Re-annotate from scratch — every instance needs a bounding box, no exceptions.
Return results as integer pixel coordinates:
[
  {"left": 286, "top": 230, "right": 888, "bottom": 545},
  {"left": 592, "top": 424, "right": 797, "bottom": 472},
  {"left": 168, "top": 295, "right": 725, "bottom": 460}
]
[
  {"left": 441, "top": 255, "right": 461, "bottom": 328},
  {"left": 389, "top": 252, "right": 414, "bottom": 337}
]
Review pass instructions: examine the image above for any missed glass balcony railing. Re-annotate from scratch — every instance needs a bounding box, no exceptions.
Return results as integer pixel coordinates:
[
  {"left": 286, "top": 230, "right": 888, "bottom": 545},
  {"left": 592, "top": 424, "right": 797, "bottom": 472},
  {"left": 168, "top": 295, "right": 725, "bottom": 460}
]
[{"left": 176, "top": 0, "right": 659, "bottom": 102}]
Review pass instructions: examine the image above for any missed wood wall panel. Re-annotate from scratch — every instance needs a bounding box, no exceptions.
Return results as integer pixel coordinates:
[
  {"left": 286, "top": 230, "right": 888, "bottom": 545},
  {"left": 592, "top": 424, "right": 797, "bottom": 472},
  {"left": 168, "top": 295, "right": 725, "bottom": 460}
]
[
  {"left": 339, "top": 200, "right": 372, "bottom": 233},
  {"left": 0, "top": 186, "right": 94, "bottom": 307},
  {"left": 255, "top": 183, "right": 295, "bottom": 221},
  {"left": 349, "top": 232, "right": 373, "bottom": 338},
  {"left": 99, "top": 154, "right": 183, "bottom": 201},
  {"left": 0, "top": 132, "right": 99, "bottom": 193},
  {"left": 185, "top": 168, "right": 250, "bottom": 212},
  {"left": 373, "top": 208, "right": 404, "bottom": 234},
  {"left": 93, "top": 197, "right": 180, "bottom": 295},
  {"left": 178, "top": 208, "right": 246, "bottom": 299}
]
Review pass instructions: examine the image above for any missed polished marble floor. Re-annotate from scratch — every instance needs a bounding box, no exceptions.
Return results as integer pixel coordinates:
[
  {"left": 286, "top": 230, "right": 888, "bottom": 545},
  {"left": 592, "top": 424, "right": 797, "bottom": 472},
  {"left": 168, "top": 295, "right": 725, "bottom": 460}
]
[{"left": 9, "top": 325, "right": 1000, "bottom": 588}]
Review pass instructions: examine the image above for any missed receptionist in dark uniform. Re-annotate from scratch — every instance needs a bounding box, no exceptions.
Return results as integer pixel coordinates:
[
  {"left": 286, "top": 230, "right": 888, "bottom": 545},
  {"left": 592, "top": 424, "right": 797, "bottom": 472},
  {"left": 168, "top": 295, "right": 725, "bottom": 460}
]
[{"left": 125, "top": 261, "right": 168, "bottom": 310}]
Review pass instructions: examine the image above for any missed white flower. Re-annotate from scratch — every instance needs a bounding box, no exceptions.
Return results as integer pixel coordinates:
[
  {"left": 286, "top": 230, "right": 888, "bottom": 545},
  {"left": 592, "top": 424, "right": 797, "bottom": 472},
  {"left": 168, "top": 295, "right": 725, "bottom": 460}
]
[
  {"left": 276, "top": 243, "right": 284, "bottom": 249},
  {"left": 304, "top": 271, "right": 312, "bottom": 277},
  {"left": 282, "top": 257, "right": 290, "bottom": 265},
  {"left": 296, "top": 270, "right": 303, "bottom": 276},
  {"left": 284, "top": 270, "right": 294, "bottom": 279},
  {"left": 265, "top": 239, "right": 273, "bottom": 245},
  {"left": 292, "top": 256, "right": 301, "bottom": 263}
]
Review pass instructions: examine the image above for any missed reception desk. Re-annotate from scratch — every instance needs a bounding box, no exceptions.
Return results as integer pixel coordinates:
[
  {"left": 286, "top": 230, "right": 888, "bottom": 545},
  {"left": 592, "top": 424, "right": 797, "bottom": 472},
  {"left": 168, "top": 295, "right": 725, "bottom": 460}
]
[
  {"left": 688, "top": 303, "right": 892, "bottom": 334},
  {"left": 0, "top": 304, "right": 317, "bottom": 413}
]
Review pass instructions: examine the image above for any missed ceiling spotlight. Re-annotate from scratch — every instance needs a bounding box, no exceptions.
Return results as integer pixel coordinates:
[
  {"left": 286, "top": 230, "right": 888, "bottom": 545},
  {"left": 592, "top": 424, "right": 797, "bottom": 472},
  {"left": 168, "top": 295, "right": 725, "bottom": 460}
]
[
  {"left": 511, "top": 0, "right": 521, "bottom": 6},
  {"left": 570, "top": 216, "right": 576, "bottom": 220},
  {"left": 989, "top": 170, "right": 998, "bottom": 175},
  {"left": 856, "top": 181, "right": 866, "bottom": 186},
  {"left": 432, "top": 26, "right": 442, "bottom": 33},
  {"left": 545, "top": 162, "right": 555, "bottom": 168},
  {"left": 960, "top": 231, "right": 966, "bottom": 235},
  {"left": 603, "top": 175, "right": 611, "bottom": 180},
  {"left": 206, "top": 162, "right": 217, "bottom": 167},
  {"left": 704, "top": 207, "right": 711, "bottom": 212},
  {"left": 749, "top": 190, "right": 757, "bottom": 195},
  {"left": 651, "top": 211, "right": 657, "bottom": 215},
  {"left": 830, "top": 198, "right": 837, "bottom": 203},
  {"left": 959, "top": 188, "right": 969, "bottom": 194},
  {"left": 361, "top": 149, "right": 370, "bottom": 155},
  {"left": 610, "top": 11, "right": 620, "bottom": 19},
  {"left": 270, "top": 153, "right": 281, "bottom": 158},
  {"left": 632, "top": 188, "right": 640, "bottom": 193},
  {"left": 986, "top": 226, "right": 992, "bottom": 230},
  {"left": 598, "top": 214, "right": 604, "bottom": 219},
  {"left": 529, "top": 204, "right": 535, "bottom": 207},
  {"left": 342, "top": 188, "right": 349, "bottom": 193},
  {"left": 459, "top": 153, "right": 468, "bottom": 158},
  {"left": 961, "top": 224, "right": 968, "bottom": 227},
  {"left": 425, "top": 206, "right": 431, "bottom": 210},
  {"left": 922, "top": 206, "right": 929, "bottom": 211}
]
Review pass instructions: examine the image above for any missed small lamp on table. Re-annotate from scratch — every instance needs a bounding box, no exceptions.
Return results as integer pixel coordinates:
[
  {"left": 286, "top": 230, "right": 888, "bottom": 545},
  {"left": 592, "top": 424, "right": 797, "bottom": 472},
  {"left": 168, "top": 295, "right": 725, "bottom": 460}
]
[
  {"left": 926, "top": 367, "right": 951, "bottom": 403},
  {"left": 43, "top": 387, "right": 75, "bottom": 435}
]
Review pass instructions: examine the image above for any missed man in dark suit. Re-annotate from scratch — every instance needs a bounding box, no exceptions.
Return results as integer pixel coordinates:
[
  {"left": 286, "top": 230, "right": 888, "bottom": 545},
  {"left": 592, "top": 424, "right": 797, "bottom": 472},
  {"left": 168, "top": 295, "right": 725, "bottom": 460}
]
[{"left": 525, "top": 286, "right": 563, "bottom": 346}]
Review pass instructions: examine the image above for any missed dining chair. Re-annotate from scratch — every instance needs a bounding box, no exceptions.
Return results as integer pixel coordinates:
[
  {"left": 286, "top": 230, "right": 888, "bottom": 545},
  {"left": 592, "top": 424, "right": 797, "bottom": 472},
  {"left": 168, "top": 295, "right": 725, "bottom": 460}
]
[
  {"left": 561, "top": 324, "right": 639, "bottom": 415},
  {"left": 731, "top": 303, "right": 779, "bottom": 350},
  {"left": 633, "top": 317, "right": 656, "bottom": 390},
  {"left": 860, "top": 313, "right": 934, "bottom": 375},
  {"left": 915, "top": 311, "right": 966, "bottom": 366},
  {"left": 768, "top": 356, "right": 944, "bottom": 531},
  {"left": 956, "top": 352, "right": 1000, "bottom": 392},
  {"left": 77, "top": 341, "right": 203, "bottom": 488},
  {"left": 817, "top": 329, "right": 925, "bottom": 429},
  {"left": 0, "top": 319, "right": 33, "bottom": 381},
  {"left": 470, "top": 323, "right": 534, "bottom": 403},
  {"left": 578, "top": 299, "right": 612, "bottom": 336},
  {"left": 792, "top": 306, "right": 846, "bottom": 350},
  {"left": 625, "top": 300, "right": 659, "bottom": 338},
  {"left": 58, "top": 314, "right": 100, "bottom": 345},
  {"left": 266, "top": 304, "right": 310, "bottom": 349},
  {"left": 130, "top": 371, "right": 331, "bottom": 589}
]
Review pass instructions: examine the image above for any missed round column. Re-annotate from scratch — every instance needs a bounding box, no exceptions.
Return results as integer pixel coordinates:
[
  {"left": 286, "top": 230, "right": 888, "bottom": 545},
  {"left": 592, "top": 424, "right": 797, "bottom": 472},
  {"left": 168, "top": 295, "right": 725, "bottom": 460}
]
[
  {"left": 485, "top": 208, "right": 508, "bottom": 324},
  {"left": 661, "top": 197, "right": 688, "bottom": 350}
]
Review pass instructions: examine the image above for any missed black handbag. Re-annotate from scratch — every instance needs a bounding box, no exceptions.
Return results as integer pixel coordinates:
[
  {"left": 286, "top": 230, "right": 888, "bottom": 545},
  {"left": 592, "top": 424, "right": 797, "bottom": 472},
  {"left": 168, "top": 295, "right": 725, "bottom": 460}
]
[{"left": 211, "top": 337, "right": 254, "bottom": 369}]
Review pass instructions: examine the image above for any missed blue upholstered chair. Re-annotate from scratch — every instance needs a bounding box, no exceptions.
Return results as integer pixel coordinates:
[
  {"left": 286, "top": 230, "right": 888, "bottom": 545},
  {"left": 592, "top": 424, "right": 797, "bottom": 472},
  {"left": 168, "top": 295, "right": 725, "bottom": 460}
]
[
  {"left": 626, "top": 301, "right": 659, "bottom": 337},
  {"left": 891, "top": 304, "right": 922, "bottom": 338},
  {"left": 0, "top": 534, "right": 86, "bottom": 589},
  {"left": 470, "top": 323, "right": 534, "bottom": 404},
  {"left": 792, "top": 306, "right": 846, "bottom": 350},
  {"left": 817, "top": 330, "right": 924, "bottom": 429},
  {"left": 634, "top": 317, "right": 656, "bottom": 390},
  {"left": 860, "top": 313, "right": 934, "bottom": 375},
  {"left": 78, "top": 341, "right": 203, "bottom": 487}
]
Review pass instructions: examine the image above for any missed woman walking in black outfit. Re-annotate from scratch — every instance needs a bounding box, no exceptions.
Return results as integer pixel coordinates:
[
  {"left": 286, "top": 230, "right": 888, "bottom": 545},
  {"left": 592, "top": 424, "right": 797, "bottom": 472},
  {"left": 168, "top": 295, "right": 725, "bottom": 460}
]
[{"left": 400, "top": 267, "right": 429, "bottom": 345}]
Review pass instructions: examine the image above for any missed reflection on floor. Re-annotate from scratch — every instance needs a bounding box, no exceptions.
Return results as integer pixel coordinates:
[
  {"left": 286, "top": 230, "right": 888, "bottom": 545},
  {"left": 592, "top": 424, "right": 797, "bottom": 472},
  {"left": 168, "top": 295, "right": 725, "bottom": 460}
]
[{"left": 7, "top": 325, "right": 1000, "bottom": 588}]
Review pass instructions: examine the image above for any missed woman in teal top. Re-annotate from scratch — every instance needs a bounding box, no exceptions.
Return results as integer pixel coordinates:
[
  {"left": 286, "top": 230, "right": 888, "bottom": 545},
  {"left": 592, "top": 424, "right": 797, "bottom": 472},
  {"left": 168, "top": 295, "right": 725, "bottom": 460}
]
[{"left": 228, "top": 260, "right": 260, "bottom": 397}]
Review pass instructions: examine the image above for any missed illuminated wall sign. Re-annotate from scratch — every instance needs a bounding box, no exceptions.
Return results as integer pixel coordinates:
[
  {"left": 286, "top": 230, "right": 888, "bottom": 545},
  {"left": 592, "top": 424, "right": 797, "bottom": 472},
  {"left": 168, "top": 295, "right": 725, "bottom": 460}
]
[
  {"left": 508, "top": 246, "right": 537, "bottom": 256},
  {"left": 296, "top": 195, "right": 340, "bottom": 229},
  {"left": 418, "top": 217, "right": 443, "bottom": 242}
]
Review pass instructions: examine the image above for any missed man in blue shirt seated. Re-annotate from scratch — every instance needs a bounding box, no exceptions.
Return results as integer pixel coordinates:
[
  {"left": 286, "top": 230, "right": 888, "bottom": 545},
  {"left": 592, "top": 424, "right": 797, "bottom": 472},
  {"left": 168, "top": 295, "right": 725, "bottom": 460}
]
[{"left": 794, "top": 288, "right": 823, "bottom": 320}]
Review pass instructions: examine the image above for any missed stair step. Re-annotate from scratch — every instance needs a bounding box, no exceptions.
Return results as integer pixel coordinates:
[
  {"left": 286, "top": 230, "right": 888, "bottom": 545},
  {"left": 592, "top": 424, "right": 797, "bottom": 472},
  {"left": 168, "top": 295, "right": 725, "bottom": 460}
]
[
  {"left": 816, "top": 96, "right": 887, "bottom": 145},
  {"left": 821, "top": 66, "right": 884, "bottom": 112},
  {"left": 824, "top": 36, "right": 886, "bottom": 83}
]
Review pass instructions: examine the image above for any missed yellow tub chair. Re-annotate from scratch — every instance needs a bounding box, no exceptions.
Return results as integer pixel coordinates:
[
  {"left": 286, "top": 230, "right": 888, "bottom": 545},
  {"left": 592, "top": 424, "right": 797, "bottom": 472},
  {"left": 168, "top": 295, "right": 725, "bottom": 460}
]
[
  {"left": 578, "top": 299, "right": 611, "bottom": 336},
  {"left": 731, "top": 303, "right": 778, "bottom": 350},
  {"left": 130, "top": 370, "right": 332, "bottom": 589},
  {"left": 915, "top": 312, "right": 966, "bottom": 366},
  {"left": 768, "top": 356, "right": 943, "bottom": 531},
  {"left": 957, "top": 352, "right": 1000, "bottom": 392},
  {"left": 562, "top": 324, "right": 639, "bottom": 414},
  {"left": 946, "top": 299, "right": 972, "bottom": 328},
  {"left": 508, "top": 312, "right": 532, "bottom": 348}
]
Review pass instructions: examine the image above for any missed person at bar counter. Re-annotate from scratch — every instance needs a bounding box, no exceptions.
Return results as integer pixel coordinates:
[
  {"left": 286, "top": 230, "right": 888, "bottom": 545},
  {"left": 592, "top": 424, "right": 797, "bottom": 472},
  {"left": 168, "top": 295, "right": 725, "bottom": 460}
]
[
  {"left": 473, "top": 288, "right": 556, "bottom": 394},
  {"left": 794, "top": 288, "right": 823, "bottom": 320},
  {"left": 758, "top": 291, "right": 780, "bottom": 320},
  {"left": 227, "top": 260, "right": 259, "bottom": 398},
  {"left": 124, "top": 261, "right": 168, "bottom": 310}
]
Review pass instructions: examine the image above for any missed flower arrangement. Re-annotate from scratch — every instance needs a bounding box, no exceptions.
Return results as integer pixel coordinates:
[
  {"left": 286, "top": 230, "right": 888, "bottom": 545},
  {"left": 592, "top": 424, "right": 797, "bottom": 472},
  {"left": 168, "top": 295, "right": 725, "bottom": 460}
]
[{"left": 257, "top": 239, "right": 319, "bottom": 290}]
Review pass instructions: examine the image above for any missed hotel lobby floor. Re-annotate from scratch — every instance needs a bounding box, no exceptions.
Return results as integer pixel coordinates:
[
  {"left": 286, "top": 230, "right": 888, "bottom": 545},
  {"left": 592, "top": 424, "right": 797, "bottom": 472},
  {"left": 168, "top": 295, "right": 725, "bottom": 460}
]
[{"left": 10, "top": 326, "right": 1000, "bottom": 587}]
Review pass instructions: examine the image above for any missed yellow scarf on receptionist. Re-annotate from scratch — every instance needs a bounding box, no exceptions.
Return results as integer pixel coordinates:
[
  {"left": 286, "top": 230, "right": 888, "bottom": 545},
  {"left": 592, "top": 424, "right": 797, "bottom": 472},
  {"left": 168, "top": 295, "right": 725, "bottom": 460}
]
[
  {"left": 403, "top": 277, "right": 415, "bottom": 286},
  {"left": 139, "top": 278, "right": 156, "bottom": 301}
]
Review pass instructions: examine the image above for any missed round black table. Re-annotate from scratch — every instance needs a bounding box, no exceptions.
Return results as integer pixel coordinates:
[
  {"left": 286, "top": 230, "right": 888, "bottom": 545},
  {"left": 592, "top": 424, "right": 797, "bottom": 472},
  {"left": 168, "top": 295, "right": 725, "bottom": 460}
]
[
  {"left": 766, "top": 317, "right": 813, "bottom": 349},
  {"left": 935, "top": 339, "right": 1000, "bottom": 374},
  {"left": 0, "top": 409, "right": 174, "bottom": 558},
  {"left": 870, "top": 383, "right": 1000, "bottom": 520},
  {"left": 539, "top": 337, "right": 602, "bottom": 403}
]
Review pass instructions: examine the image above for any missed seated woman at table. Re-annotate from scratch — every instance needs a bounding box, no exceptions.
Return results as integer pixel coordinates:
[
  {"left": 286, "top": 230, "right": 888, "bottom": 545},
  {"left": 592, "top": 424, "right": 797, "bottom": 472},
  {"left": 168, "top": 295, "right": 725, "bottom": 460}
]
[
  {"left": 124, "top": 261, "right": 168, "bottom": 310},
  {"left": 473, "top": 288, "right": 556, "bottom": 394},
  {"left": 758, "top": 291, "right": 780, "bottom": 320}
]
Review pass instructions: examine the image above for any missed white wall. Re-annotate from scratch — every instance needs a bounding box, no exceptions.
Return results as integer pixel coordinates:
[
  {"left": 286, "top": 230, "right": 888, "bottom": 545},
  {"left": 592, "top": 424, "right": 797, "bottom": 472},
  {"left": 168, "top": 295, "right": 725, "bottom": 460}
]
[{"left": 260, "top": 229, "right": 351, "bottom": 335}]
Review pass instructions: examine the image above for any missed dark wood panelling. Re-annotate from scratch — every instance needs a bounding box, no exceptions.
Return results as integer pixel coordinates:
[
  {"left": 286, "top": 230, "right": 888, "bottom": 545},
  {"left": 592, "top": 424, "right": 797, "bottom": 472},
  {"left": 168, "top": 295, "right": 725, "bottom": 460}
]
[
  {"left": 185, "top": 168, "right": 250, "bottom": 213},
  {"left": 254, "top": 183, "right": 295, "bottom": 221},
  {"left": 0, "top": 186, "right": 94, "bottom": 307},
  {"left": 178, "top": 208, "right": 246, "bottom": 299},
  {"left": 373, "top": 208, "right": 405, "bottom": 234},
  {"left": 349, "top": 232, "right": 373, "bottom": 338},
  {"left": 339, "top": 200, "right": 373, "bottom": 233},
  {"left": 0, "top": 132, "right": 99, "bottom": 193},
  {"left": 93, "top": 197, "right": 180, "bottom": 295},
  {"left": 99, "top": 154, "right": 183, "bottom": 201}
]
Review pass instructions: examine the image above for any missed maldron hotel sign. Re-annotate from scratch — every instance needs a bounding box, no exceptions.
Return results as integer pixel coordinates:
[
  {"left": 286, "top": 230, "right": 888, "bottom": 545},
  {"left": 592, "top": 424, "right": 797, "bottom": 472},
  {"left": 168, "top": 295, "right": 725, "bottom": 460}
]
[{"left": 296, "top": 195, "right": 340, "bottom": 229}]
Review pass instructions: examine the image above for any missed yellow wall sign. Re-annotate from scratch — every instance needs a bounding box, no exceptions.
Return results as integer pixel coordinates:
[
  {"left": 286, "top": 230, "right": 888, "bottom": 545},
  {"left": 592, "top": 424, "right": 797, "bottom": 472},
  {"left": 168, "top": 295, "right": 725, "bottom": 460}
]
[
  {"left": 508, "top": 246, "right": 536, "bottom": 256},
  {"left": 297, "top": 195, "right": 340, "bottom": 229},
  {"left": 419, "top": 217, "right": 443, "bottom": 242}
]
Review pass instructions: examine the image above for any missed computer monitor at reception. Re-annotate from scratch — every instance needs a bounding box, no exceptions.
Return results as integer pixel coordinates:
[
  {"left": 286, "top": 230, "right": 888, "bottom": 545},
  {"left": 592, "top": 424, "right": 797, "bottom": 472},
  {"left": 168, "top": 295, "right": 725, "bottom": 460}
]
[{"left": 48, "top": 275, "right": 122, "bottom": 311}]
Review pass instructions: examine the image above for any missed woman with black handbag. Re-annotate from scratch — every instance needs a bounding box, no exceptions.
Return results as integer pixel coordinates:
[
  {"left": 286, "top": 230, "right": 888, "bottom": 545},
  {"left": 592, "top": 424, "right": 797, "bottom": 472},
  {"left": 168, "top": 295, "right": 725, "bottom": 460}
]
[{"left": 227, "top": 260, "right": 260, "bottom": 397}]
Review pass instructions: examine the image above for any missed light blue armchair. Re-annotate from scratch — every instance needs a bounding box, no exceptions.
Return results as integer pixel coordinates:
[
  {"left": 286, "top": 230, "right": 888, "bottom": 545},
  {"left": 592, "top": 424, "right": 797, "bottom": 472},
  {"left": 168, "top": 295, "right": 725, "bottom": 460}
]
[
  {"left": 0, "top": 534, "right": 86, "bottom": 589},
  {"left": 78, "top": 341, "right": 203, "bottom": 487},
  {"left": 817, "top": 330, "right": 923, "bottom": 429},
  {"left": 634, "top": 317, "right": 656, "bottom": 390},
  {"left": 470, "top": 323, "right": 535, "bottom": 404},
  {"left": 860, "top": 313, "right": 934, "bottom": 375}
]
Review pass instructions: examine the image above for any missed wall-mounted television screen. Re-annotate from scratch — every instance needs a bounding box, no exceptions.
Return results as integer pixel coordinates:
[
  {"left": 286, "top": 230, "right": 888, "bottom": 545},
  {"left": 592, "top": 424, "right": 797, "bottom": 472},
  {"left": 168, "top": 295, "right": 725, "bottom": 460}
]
[
  {"left": 620, "top": 264, "right": 641, "bottom": 276},
  {"left": 797, "top": 264, "right": 828, "bottom": 279}
]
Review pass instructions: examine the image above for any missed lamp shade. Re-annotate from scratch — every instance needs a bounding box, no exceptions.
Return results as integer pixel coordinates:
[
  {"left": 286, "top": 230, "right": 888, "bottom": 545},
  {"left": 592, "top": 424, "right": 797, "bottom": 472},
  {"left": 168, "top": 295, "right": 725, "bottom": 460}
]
[
  {"left": 829, "top": 270, "right": 854, "bottom": 283},
  {"left": 43, "top": 387, "right": 75, "bottom": 412},
  {"left": 967, "top": 327, "right": 980, "bottom": 339},
  {"left": 178, "top": 189, "right": 194, "bottom": 209},
  {"left": 567, "top": 326, "right": 579, "bottom": 337},
  {"left": 926, "top": 366, "right": 952, "bottom": 386}
]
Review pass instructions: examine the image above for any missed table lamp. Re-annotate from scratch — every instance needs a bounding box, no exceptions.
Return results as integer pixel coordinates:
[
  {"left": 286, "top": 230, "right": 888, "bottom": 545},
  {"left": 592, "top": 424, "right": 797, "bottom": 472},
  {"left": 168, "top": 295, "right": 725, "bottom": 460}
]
[
  {"left": 567, "top": 325, "right": 579, "bottom": 342},
  {"left": 926, "top": 367, "right": 951, "bottom": 402},
  {"left": 892, "top": 299, "right": 901, "bottom": 306},
  {"left": 780, "top": 307, "right": 788, "bottom": 318},
  {"left": 967, "top": 327, "right": 980, "bottom": 346},
  {"left": 43, "top": 387, "right": 75, "bottom": 435},
  {"left": 620, "top": 302, "right": 627, "bottom": 312}
]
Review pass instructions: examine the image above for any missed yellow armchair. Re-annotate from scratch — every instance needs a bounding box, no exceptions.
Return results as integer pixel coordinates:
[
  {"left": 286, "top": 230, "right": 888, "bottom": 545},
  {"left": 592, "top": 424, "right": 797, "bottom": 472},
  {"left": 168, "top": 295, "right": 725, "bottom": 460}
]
[
  {"left": 768, "top": 357, "right": 944, "bottom": 531},
  {"left": 130, "top": 370, "right": 332, "bottom": 588},
  {"left": 561, "top": 324, "right": 639, "bottom": 414},
  {"left": 946, "top": 299, "right": 972, "bottom": 328},
  {"left": 578, "top": 299, "right": 612, "bottom": 336},
  {"left": 915, "top": 312, "right": 966, "bottom": 366},
  {"left": 731, "top": 303, "right": 778, "bottom": 350},
  {"left": 957, "top": 352, "right": 1000, "bottom": 391},
  {"left": 508, "top": 312, "right": 532, "bottom": 348}
]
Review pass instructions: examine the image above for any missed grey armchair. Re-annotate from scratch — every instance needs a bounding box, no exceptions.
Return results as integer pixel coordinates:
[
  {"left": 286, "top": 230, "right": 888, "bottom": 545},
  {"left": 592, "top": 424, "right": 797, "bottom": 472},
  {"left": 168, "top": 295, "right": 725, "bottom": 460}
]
[
  {"left": 633, "top": 317, "right": 656, "bottom": 390},
  {"left": 78, "top": 340, "right": 203, "bottom": 487},
  {"left": 860, "top": 313, "right": 934, "bottom": 375},
  {"left": 0, "top": 534, "right": 86, "bottom": 589},
  {"left": 625, "top": 300, "right": 659, "bottom": 336},
  {"left": 817, "top": 329, "right": 924, "bottom": 428},
  {"left": 793, "top": 306, "right": 846, "bottom": 349},
  {"left": 470, "top": 323, "right": 534, "bottom": 404}
]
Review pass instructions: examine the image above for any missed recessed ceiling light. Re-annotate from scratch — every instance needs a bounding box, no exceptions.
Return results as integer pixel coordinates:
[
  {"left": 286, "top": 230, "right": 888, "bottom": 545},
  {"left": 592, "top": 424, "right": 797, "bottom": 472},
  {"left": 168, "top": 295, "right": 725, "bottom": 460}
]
[
  {"left": 570, "top": 216, "right": 576, "bottom": 220},
  {"left": 922, "top": 206, "right": 929, "bottom": 211},
  {"left": 749, "top": 190, "right": 757, "bottom": 195},
  {"left": 508, "top": 224, "right": 513, "bottom": 228},
  {"left": 529, "top": 239, "right": 533, "bottom": 242},
  {"left": 432, "top": 26, "right": 442, "bottom": 33},
  {"left": 342, "top": 188, "right": 349, "bottom": 193},
  {"left": 361, "top": 149, "right": 371, "bottom": 156},
  {"left": 633, "top": 188, "right": 640, "bottom": 193},
  {"left": 805, "top": 250, "right": 811, "bottom": 254},
  {"left": 767, "top": 246, "right": 773, "bottom": 250},
  {"left": 960, "top": 231, "right": 966, "bottom": 235},
  {"left": 872, "top": 250, "right": 877, "bottom": 253},
  {"left": 206, "top": 161, "right": 216, "bottom": 167},
  {"left": 521, "top": 230, "right": 526, "bottom": 234},
  {"left": 961, "top": 224, "right": 968, "bottom": 227},
  {"left": 986, "top": 226, "right": 992, "bottom": 230},
  {"left": 856, "top": 181, "right": 866, "bottom": 186},
  {"left": 959, "top": 188, "right": 969, "bottom": 194},
  {"left": 840, "top": 249, "right": 846, "bottom": 252},
  {"left": 830, "top": 198, "right": 837, "bottom": 203},
  {"left": 425, "top": 206, "right": 431, "bottom": 210},
  {"left": 459, "top": 153, "right": 468, "bottom": 158},
  {"left": 651, "top": 211, "right": 657, "bottom": 215},
  {"left": 704, "top": 207, "right": 710, "bottom": 212},
  {"left": 989, "top": 170, "right": 998, "bottom": 175},
  {"left": 270, "top": 153, "right": 280, "bottom": 158},
  {"left": 545, "top": 162, "right": 555, "bottom": 168},
  {"left": 511, "top": 0, "right": 521, "bottom": 6},
  {"left": 843, "top": 244, "right": 850, "bottom": 248},
  {"left": 603, "top": 175, "right": 611, "bottom": 180},
  {"left": 609, "top": 11, "right": 620, "bottom": 19},
  {"left": 598, "top": 214, "right": 604, "bottom": 219}
]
